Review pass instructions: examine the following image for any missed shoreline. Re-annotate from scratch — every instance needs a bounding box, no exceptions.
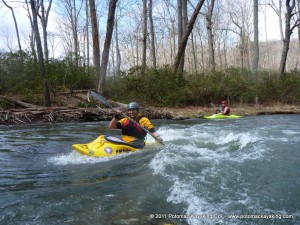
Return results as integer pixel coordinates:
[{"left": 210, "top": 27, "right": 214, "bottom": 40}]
[
  {"left": 1, "top": 92, "right": 299, "bottom": 124},
  {"left": 162, "top": 104, "right": 300, "bottom": 119},
  {"left": 1, "top": 103, "right": 299, "bottom": 125}
]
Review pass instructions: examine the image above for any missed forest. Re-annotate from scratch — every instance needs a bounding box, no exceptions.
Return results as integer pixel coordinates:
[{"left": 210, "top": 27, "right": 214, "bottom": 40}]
[{"left": 0, "top": 0, "right": 300, "bottom": 108}]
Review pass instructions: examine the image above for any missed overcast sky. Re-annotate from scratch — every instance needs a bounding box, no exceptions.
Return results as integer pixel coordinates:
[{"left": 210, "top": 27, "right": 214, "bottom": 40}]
[{"left": 0, "top": 1, "right": 284, "bottom": 57}]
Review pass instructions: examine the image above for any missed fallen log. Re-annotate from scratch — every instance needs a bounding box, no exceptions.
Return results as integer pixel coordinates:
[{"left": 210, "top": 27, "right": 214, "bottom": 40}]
[
  {"left": 0, "top": 106, "right": 173, "bottom": 125},
  {"left": 0, "top": 95, "right": 41, "bottom": 108}
]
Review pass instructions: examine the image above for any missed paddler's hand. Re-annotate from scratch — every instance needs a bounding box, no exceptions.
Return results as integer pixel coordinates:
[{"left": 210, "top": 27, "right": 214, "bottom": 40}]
[
  {"left": 114, "top": 109, "right": 122, "bottom": 120},
  {"left": 155, "top": 136, "right": 163, "bottom": 143}
]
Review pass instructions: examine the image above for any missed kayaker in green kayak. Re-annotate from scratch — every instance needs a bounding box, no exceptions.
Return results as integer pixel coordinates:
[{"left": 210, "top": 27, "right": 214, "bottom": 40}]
[
  {"left": 109, "top": 102, "right": 163, "bottom": 148},
  {"left": 221, "top": 100, "right": 230, "bottom": 115}
]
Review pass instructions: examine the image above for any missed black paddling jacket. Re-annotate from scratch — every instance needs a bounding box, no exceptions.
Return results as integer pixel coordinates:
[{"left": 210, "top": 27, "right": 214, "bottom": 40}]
[{"left": 116, "top": 114, "right": 155, "bottom": 139}]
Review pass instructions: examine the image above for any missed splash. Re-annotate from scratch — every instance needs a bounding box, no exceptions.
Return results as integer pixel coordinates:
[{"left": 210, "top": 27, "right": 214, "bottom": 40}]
[
  {"left": 48, "top": 150, "right": 127, "bottom": 165},
  {"left": 149, "top": 123, "right": 267, "bottom": 225}
]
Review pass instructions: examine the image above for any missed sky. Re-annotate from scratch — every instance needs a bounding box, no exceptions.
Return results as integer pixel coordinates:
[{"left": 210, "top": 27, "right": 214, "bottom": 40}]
[
  {"left": 0, "top": 1, "right": 60, "bottom": 53},
  {"left": 0, "top": 0, "right": 284, "bottom": 56}
]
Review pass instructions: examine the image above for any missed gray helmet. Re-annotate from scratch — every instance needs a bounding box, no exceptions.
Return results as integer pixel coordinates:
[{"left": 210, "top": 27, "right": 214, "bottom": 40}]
[{"left": 128, "top": 102, "right": 139, "bottom": 110}]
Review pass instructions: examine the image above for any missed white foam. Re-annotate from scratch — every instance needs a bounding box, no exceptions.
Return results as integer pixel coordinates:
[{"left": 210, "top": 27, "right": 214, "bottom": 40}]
[
  {"left": 167, "top": 178, "right": 225, "bottom": 225},
  {"left": 47, "top": 150, "right": 128, "bottom": 165},
  {"left": 149, "top": 125, "right": 267, "bottom": 225}
]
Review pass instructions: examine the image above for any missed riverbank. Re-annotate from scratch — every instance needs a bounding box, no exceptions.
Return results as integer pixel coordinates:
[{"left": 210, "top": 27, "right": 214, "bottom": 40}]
[
  {"left": 1, "top": 92, "right": 299, "bottom": 124},
  {"left": 162, "top": 103, "right": 300, "bottom": 119},
  {"left": 1, "top": 104, "right": 299, "bottom": 125}
]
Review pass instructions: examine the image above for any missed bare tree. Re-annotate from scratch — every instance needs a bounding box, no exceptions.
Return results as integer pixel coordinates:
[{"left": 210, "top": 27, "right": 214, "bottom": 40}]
[
  {"left": 115, "top": 16, "right": 121, "bottom": 73},
  {"left": 173, "top": 0, "right": 206, "bottom": 72},
  {"left": 85, "top": 0, "right": 90, "bottom": 67},
  {"left": 177, "top": 0, "right": 183, "bottom": 72},
  {"left": 30, "top": 0, "right": 51, "bottom": 106},
  {"left": 157, "top": 0, "right": 177, "bottom": 64},
  {"left": 148, "top": 0, "right": 156, "bottom": 68},
  {"left": 25, "top": 0, "right": 37, "bottom": 61},
  {"left": 279, "top": 0, "right": 299, "bottom": 74},
  {"left": 226, "top": 0, "right": 252, "bottom": 69},
  {"left": 98, "top": 0, "right": 118, "bottom": 93},
  {"left": 2, "top": 0, "right": 22, "bottom": 52},
  {"left": 269, "top": 0, "right": 284, "bottom": 41},
  {"left": 252, "top": 0, "right": 259, "bottom": 76},
  {"left": 89, "top": 0, "right": 100, "bottom": 86},
  {"left": 296, "top": 0, "right": 300, "bottom": 71},
  {"left": 142, "top": 0, "right": 147, "bottom": 71},
  {"left": 59, "top": 0, "right": 83, "bottom": 66},
  {"left": 205, "top": 0, "right": 216, "bottom": 72},
  {"left": 37, "top": 0, "right": 52, "bottom": 62}
]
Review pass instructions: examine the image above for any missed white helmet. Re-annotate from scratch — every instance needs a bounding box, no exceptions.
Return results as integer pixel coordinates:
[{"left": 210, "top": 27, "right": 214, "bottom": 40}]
[{"left": 128, "top": 102, "right": 139, "bottom": 110}]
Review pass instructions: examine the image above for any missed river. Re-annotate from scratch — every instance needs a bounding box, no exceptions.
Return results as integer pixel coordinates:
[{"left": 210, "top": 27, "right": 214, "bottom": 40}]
[{"left": 0, "top": 115, "right": 299, "bottom": 225}]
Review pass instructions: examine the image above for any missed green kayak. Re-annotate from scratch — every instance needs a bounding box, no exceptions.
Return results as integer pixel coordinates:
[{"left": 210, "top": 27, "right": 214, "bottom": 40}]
[{"left": 204, "top": 114, "right": 243, "bottom": 119}]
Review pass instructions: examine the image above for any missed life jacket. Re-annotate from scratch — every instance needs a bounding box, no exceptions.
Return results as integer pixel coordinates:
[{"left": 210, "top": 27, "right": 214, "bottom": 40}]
[
  {"left": 116, "top": 115, "right": 150, "bottom": 148},
  {"left": 222, "top": 106, "right": 230, "bottom": 115},
  {"left": 118, "top": 115, "right": 147, "bottom": 139}
]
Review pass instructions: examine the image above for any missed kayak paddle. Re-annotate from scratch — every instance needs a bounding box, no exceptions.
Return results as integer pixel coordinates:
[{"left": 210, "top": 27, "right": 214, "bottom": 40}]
[{"left": 88, "top": 91, "right": 164, "bottom": 145}]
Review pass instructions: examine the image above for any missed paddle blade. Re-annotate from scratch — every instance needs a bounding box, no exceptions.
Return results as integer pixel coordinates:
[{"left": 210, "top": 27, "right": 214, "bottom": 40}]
[{"left": 89, "top": 91, "right": 112, "bottom": 109}]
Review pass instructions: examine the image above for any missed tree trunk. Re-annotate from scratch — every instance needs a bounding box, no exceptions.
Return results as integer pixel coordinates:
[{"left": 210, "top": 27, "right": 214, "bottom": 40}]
[
  {"left": 30, "top": 0, "right": 51, "bottom": 107},
  {"left": 142, "top": 0, "right": 147, "bottom": 71},
  {"left": 115, "top": 18, "right": 121, "bottom": 73},
  {"left": 171, "top": 19, "right": 176, "bottom": 62},
  {"left": 252, "top": 0, "right": 259, "bottom": 77},
  {"left": 206, "top": 0, "right": 215, "bottom": 72},
  {"left": 2, "top": 0, "right": 22, "bottom": 52},
  {"left": 180, "top": 0, "right": 188, "bottom": 73},
  {"left": 148, "top": 0, "right": 156, "bottom": 68},
  {"left": 279, "top": 0, "right": 296, "bottom": 74},
  {"left": 173, "top": 0, "right": 206, "bottom": 72},
  {"left": 191, "top": 32, "right": 197, "bottom": 74},
  {"left": 85, "top": 0, "right": 90, "bottom": 68},
  {"left": 38, "top": 0, "right": 52, "bottom": 63},
  {"left": 73, "top": 0, "right": 79, "bottom": 66},
  {"left": 89, "top": 0, "right": 100, "bottom": 88},
  {"left": 177, "top": 0, "right": 183, "bottom": 73},
  {"left": 97, "top": 0, "right": 118, "bottom": 93},
  {"left": 297, "top": 0, "right": 300, "bottom": 71},
  {"left": 25, "top": 0, "right": 37, "bottom": 61}
]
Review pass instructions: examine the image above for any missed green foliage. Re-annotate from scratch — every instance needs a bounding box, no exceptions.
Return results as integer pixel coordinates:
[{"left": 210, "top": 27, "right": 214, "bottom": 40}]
[
  {"left": 0, "top": 51, "right": 39, "bottom": 94},
  {"left": 105, "top": 65, "right": 189, "bottom": 106},
  {"left": 105, "top": 66, "right": 300, "bottom": 106},
  {"left": 0, "top": 51, "right": 96, "bottom": 98},
  {"left": 1, "top": 50, "right": 299, "bottom": 106},
  {"left": 47, "top": 54, "right": 96, "bottom": 92},
  {"left": 278, "top": 71, "right": 300, "bottom": 103}
]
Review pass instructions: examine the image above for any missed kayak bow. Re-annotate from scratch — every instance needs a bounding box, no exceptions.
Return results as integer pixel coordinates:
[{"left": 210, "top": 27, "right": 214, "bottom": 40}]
[{"left": 72, "top": 135, "right": 154, "bottom": 157}]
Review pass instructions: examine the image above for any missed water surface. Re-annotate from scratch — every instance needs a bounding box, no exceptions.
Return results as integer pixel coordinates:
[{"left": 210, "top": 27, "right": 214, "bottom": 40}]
[{"left": 0, "top": 115, "right": 299, "bottom": 225}]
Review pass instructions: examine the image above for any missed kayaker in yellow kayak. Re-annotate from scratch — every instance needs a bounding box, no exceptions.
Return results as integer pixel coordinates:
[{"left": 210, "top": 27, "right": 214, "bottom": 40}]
[{"left": 109, "top": 102, "right": 163, "bottom": 148}]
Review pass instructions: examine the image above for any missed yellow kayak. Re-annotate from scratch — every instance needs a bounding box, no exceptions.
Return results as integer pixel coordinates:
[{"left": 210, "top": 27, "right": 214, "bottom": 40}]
[{"left": 72, "top": 135, "right": 148, "bottom": 157}]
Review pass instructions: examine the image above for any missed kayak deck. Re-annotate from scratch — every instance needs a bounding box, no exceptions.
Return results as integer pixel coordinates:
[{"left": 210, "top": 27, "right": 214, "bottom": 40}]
[
  {"left": 72, "top": 135, "right": 154, "bottom": 157},
  {"left": 204, "top": 114, "right": 243, "bottom": 119}
]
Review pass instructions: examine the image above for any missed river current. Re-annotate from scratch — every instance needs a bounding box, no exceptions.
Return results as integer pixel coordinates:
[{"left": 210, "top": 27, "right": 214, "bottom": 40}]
[{"left": 0, "top": 115, "right": 299, "bottom": 225}]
